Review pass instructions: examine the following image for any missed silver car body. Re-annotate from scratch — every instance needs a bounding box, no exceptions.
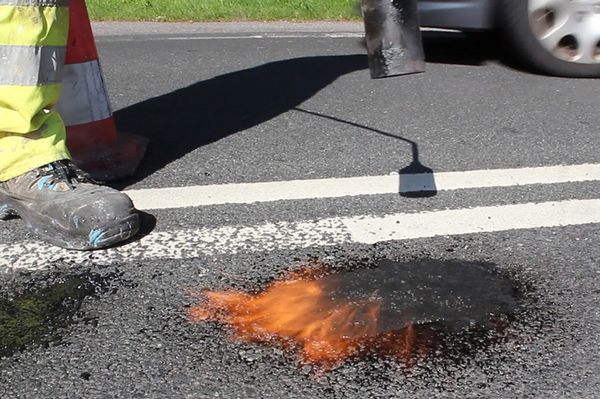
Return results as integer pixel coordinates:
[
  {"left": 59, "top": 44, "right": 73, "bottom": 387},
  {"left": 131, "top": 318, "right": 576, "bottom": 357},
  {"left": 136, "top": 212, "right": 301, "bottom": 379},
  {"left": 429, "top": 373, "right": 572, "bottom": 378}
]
[{"left": 418, "top": 0, "right": 497, "bottom": 30}]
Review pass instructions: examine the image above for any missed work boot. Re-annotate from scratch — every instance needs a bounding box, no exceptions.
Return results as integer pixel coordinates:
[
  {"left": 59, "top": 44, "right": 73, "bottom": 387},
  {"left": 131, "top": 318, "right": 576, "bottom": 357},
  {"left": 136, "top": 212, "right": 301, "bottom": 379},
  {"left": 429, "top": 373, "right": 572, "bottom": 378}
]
[{"left": 0, "top": 160, "right": 139, "bottom": 250}]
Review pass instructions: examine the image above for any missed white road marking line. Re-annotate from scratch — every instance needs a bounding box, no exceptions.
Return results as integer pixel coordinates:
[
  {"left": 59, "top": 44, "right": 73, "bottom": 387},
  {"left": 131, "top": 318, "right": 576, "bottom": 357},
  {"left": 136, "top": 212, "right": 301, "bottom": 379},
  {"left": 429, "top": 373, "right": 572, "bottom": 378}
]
[
  {"left": 94, "top": 27, "right": 457, "bottom": 41},
  {"left": 344, "top": 198, "right": 600, "bottom": 244},
  {"left": 98, "top": 33, "right": 366, "bottom": 42},
  {"left": 125, "top": 163, "right": 600, "bottom": 210},
  {"left": 3, "top": 199, "right": 599, "bottom": 271},
  {"left": 0, "top": 219, "right": 349, "bottom": 271}
]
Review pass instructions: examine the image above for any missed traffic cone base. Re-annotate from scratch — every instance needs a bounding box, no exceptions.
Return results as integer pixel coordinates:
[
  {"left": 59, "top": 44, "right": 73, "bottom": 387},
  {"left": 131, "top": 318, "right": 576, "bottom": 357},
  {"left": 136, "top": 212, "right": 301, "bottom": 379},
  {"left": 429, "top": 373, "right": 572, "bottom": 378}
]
[
  {"left": 70, "top": 130, "right": 148, "bottom": 182},
  {"left": 56, "top": 0, "right": 147, "bottom": 181}
]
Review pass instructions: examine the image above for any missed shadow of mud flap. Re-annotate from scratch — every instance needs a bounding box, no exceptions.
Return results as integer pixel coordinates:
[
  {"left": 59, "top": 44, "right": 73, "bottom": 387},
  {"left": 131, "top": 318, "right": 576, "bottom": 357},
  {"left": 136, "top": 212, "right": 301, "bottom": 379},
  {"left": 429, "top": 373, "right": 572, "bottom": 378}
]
[{"left": 399, "top": 146, "right": 437, "bottom": 198}]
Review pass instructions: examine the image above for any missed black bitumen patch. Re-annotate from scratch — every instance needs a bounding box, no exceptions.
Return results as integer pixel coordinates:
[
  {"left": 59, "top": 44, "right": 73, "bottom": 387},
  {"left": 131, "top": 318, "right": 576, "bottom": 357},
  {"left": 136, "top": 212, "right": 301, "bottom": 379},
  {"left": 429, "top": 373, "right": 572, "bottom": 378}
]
[
  {"left": 192, "top": 258, "right": 527, "bottom": 371},
  {"left": 0, "top": 271, "right": 132, "bottom": 358}
]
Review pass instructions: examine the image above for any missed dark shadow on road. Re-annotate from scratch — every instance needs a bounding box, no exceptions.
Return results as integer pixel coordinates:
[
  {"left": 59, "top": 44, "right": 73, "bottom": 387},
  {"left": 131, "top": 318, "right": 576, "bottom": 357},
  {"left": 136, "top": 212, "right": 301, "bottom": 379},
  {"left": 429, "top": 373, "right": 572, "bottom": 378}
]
[
  {"left": 424, "top": 30, "right": 532, "bottom": 74},
  {"left": 113, "top": 33, "right": 497, "bottom": 190},
  {"left": 293, "top": 108, "right": 437, "bottom": 198},
  {"left": 421, "top": 30, "right": 499, "bottom": 66},
  {"left": 113, "top": 55, "right": 368, "bottom": 187},
  {"left": 355, "top": 30, "right": 501, "bottom": 67}
]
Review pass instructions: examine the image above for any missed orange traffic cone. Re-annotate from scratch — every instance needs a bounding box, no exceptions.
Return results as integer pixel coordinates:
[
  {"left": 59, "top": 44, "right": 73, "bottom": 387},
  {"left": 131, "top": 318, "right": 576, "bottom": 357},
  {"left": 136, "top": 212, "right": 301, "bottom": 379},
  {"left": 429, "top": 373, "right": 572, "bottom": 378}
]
[{"left": 55, "top": 0, "right": 147, "bottom": 181}]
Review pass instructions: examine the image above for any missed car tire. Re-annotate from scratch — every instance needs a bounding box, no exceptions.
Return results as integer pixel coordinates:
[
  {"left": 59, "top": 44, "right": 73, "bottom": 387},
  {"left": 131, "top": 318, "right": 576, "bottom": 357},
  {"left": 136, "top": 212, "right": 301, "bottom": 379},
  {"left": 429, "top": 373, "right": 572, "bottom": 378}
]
[{"left": 498, "top": 0, "right": 600, "bottom": 78}]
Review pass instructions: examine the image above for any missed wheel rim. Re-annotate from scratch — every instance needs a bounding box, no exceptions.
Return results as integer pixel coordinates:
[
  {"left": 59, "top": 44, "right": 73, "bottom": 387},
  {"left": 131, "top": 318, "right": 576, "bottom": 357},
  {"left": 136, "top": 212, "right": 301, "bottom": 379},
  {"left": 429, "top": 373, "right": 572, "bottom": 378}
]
[{"left": 528, "top": 0, "right": 600, "bottom": 64}]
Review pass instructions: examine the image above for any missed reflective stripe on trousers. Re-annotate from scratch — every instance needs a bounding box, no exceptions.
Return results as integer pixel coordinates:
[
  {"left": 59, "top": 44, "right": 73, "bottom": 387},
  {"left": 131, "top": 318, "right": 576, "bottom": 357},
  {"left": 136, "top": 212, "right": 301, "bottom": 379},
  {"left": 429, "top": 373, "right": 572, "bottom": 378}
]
[{"left": 0, "top": 0, "right": 71, "bottom": 181}]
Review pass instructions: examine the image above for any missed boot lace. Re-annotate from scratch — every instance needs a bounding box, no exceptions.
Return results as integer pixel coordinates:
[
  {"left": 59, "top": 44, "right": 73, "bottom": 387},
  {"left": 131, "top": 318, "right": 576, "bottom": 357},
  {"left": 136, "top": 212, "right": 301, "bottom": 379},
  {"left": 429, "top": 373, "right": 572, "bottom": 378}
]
[{"left": 34, "top": 160, "right": 98, "bottom": 190}]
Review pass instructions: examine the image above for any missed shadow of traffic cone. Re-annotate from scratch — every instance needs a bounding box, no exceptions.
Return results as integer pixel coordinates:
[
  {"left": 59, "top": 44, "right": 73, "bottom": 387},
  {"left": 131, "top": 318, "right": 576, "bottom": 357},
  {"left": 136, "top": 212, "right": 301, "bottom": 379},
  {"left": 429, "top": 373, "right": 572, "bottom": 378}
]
[{"left": 55, "top": 0, "right": 147, "bottom": 181}]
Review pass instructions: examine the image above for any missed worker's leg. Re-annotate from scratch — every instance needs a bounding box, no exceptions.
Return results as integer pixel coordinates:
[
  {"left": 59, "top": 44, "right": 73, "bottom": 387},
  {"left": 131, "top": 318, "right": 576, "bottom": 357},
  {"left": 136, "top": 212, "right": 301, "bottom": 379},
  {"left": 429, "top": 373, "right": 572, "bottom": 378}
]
[
  {"left": 0, "top": 1, "right": 71, "bottom": 181},
  {"left": 0, "top": 1, "right": 140, "bottom": 250}
]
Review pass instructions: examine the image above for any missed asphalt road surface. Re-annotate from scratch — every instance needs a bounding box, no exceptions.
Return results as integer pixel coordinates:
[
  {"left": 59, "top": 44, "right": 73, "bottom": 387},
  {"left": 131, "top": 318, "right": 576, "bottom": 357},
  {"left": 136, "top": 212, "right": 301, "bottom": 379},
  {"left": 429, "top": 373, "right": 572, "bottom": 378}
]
[{"left": 1, "top": 22, "right": 600, "bottom": 398}]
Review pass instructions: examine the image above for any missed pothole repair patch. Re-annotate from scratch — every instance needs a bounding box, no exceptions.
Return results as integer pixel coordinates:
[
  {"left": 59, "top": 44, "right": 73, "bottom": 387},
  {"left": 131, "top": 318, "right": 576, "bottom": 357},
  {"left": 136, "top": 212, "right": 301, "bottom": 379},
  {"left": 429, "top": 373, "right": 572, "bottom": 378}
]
[{"left": 187, "top": 258, "right": 522, "bottom": 371}]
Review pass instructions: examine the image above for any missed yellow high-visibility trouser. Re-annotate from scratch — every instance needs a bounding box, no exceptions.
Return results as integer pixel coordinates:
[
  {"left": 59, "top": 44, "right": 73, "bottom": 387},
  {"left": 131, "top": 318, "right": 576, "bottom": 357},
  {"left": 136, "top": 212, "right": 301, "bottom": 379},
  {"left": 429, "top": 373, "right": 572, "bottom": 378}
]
[{"left": 0, "top": 0, "right": 71, "bottom": 182}]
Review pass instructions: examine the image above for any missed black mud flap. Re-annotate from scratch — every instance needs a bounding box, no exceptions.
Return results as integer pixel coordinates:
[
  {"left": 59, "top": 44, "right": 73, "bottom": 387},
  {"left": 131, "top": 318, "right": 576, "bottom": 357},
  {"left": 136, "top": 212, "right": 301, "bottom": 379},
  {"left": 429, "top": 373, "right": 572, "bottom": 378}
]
[{"left": 362, "top": 0, "right": 426, "bottom": 78}]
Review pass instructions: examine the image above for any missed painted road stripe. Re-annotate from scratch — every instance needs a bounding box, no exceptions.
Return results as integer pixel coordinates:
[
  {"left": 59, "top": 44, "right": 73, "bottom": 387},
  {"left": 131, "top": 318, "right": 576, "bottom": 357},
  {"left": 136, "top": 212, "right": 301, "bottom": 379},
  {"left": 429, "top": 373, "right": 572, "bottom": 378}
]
[
  {"left": 125, "top": 163, "right": 600, "bottom": 210},
  {"left": 2, "top": 199, "right": 599, "bottom": 270},
  {"left": 0, "top": 219, "right": 349, "bottom": 270},
  {"left": 97, "top": 33, "right": 366, "bottom": 43},
  {"left": 94, "top": 28, "right": 457, "bottom": 41},
  {"left": 345, "top": 198, "right": 600, "bottom": 244}
]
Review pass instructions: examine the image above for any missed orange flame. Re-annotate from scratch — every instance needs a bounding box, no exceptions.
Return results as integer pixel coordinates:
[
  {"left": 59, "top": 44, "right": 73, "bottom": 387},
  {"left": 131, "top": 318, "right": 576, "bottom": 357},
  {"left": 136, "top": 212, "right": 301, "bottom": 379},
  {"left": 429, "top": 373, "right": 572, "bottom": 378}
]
[{"left": 187, "top": 270, "right": 421, "bottom": 369}]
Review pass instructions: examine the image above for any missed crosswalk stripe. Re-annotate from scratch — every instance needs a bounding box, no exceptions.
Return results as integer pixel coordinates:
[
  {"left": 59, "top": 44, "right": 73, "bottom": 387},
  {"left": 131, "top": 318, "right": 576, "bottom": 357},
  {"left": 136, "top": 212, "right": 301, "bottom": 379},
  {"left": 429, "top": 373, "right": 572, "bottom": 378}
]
[{"left": 2, "top": 198, "right": 599, "bottom": 271}]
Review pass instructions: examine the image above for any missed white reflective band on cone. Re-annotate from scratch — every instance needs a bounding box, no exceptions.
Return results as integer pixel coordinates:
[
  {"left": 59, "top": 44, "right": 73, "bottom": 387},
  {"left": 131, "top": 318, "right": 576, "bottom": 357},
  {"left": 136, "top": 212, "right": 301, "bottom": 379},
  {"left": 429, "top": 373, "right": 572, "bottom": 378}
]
[{"left": 55, "top": 60, "right": 112, "bottom": 126}]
